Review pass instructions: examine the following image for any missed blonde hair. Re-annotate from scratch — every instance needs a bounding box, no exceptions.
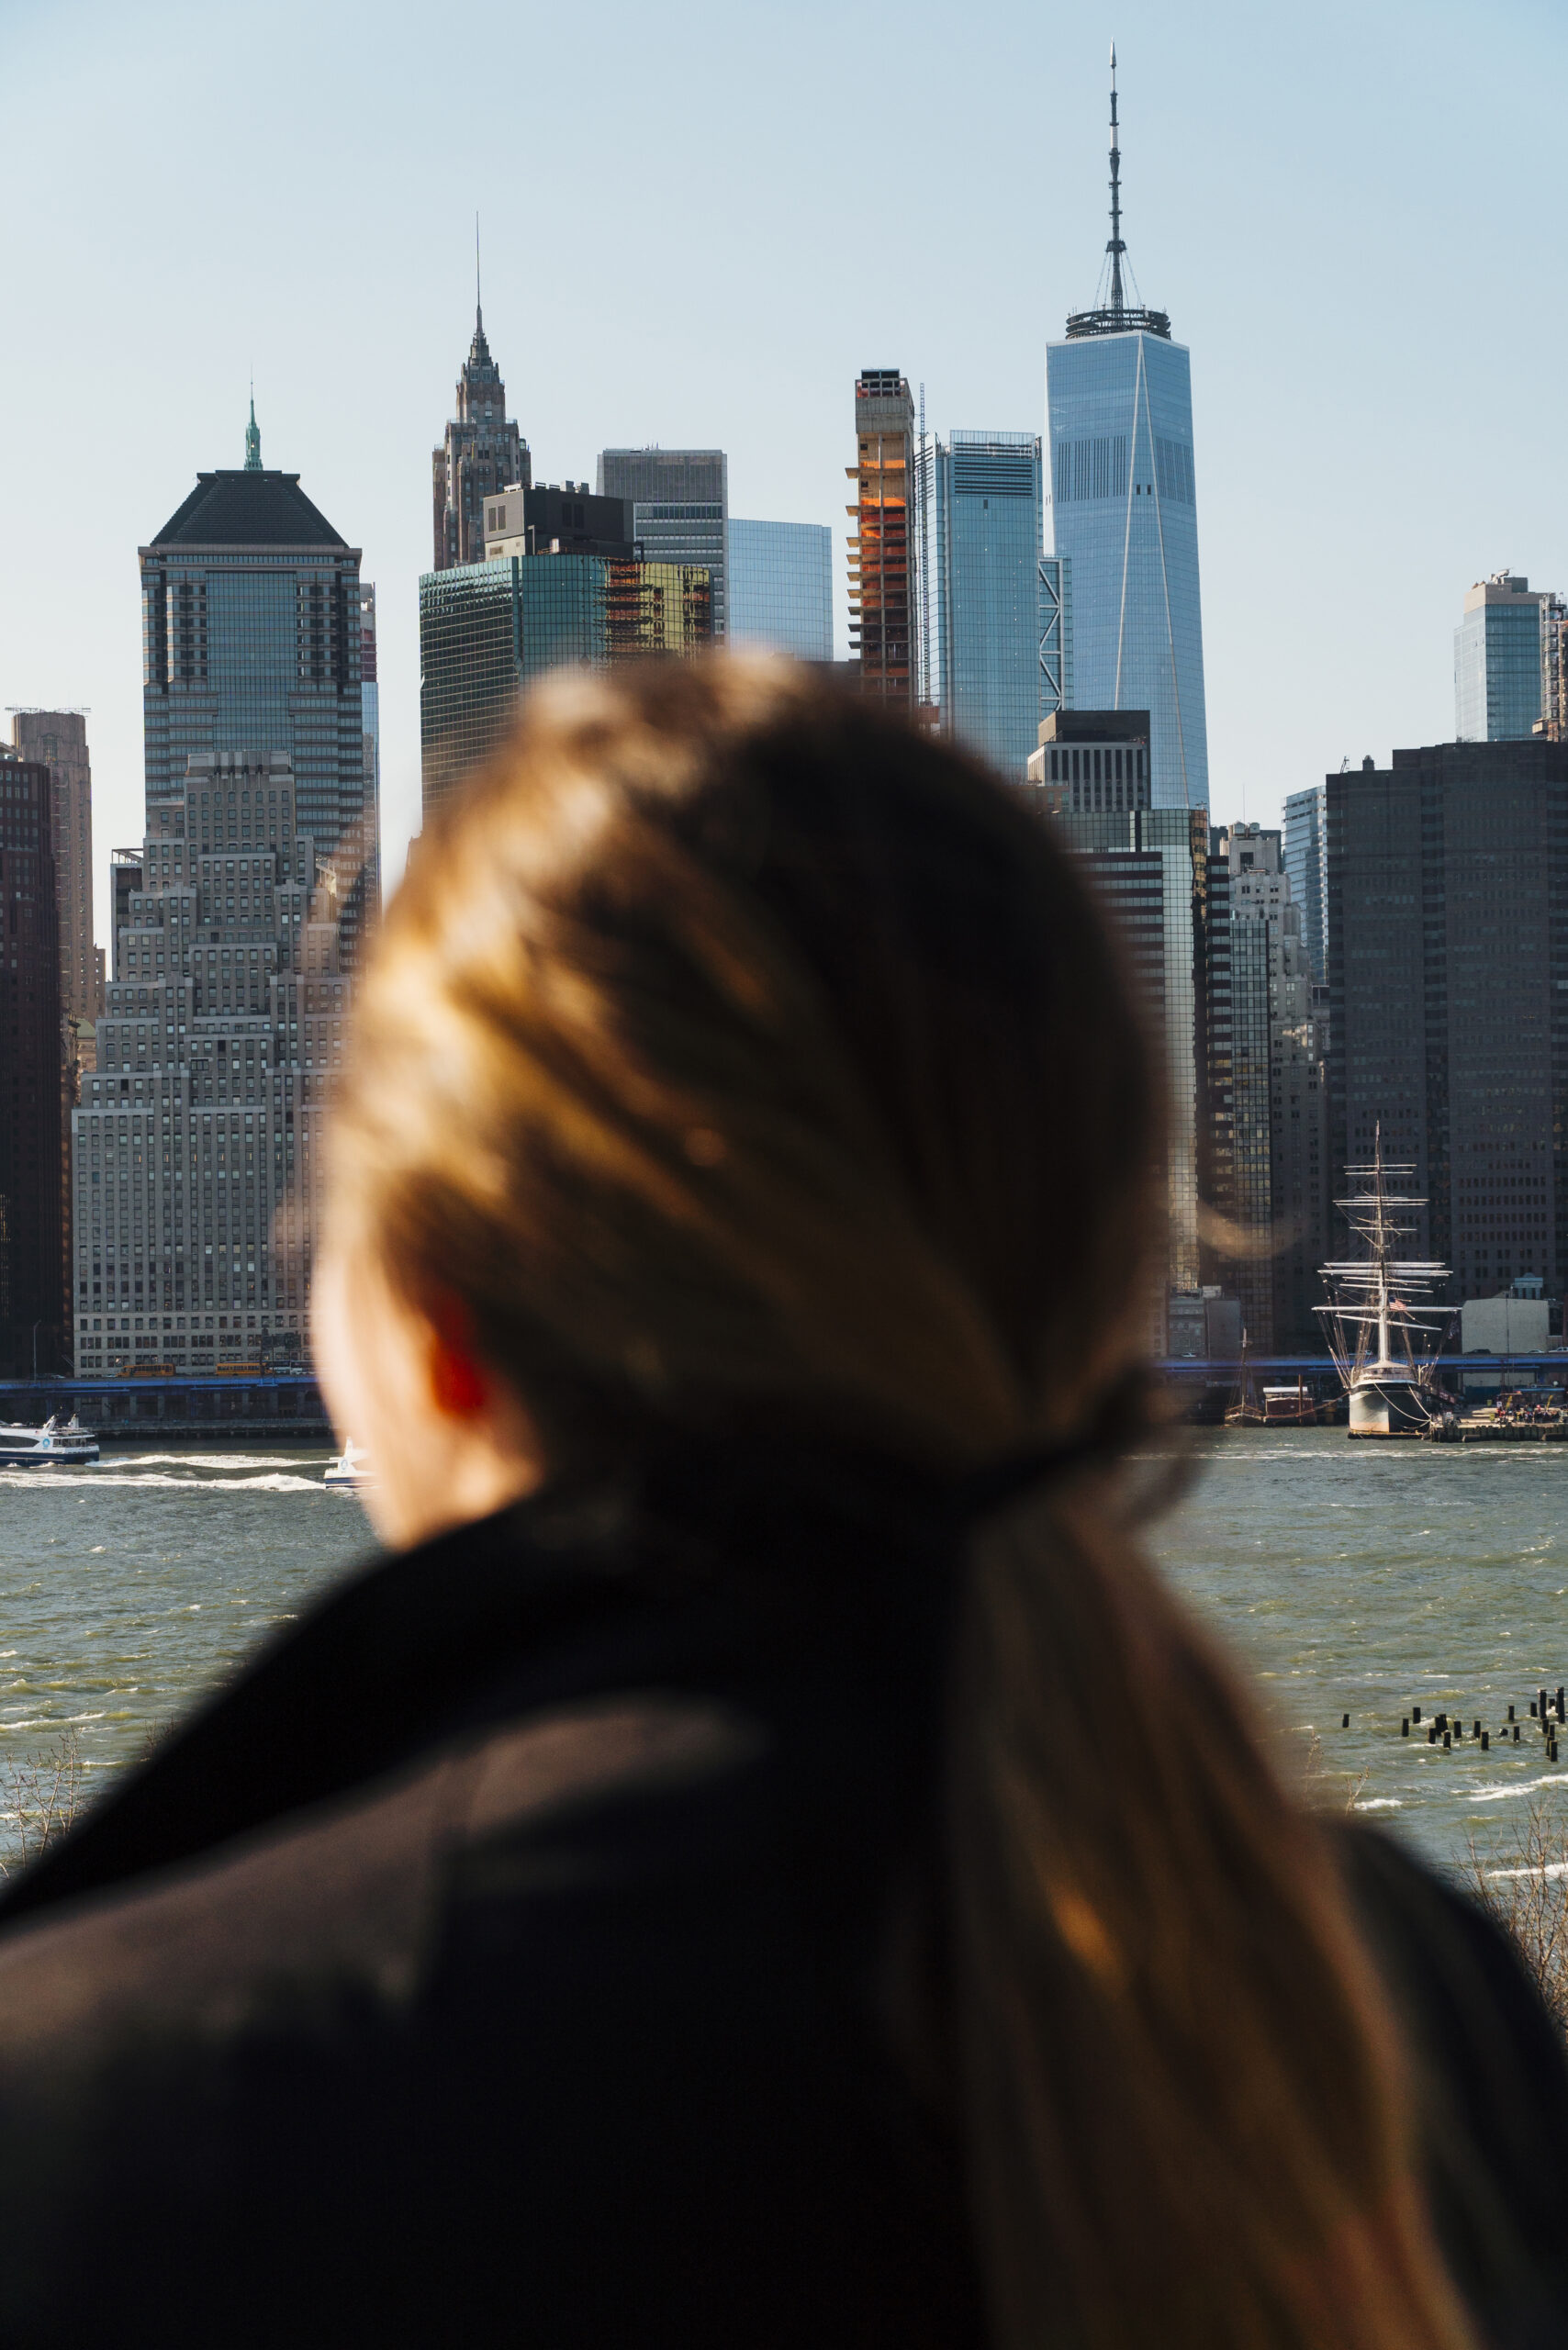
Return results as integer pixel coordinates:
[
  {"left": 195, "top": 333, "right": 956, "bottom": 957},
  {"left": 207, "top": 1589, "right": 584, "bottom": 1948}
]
[{"left": 330, "top": 655, "right": 1473, "bottom": 2350}]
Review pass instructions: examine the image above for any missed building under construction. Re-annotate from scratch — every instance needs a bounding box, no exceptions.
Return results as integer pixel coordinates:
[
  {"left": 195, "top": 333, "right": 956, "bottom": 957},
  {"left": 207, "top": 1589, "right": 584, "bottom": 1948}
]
[{"left": 846, "top": 370, "right": 916, "bottom": 711}]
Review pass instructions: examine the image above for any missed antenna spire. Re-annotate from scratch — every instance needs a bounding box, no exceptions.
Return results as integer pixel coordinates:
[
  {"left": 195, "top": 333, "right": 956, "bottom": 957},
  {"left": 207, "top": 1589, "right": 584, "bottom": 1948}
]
[
  {"left": 1107, "top": 41, "right": 1125, "bottom": 319},
  {"left": 244, "top": 380, "right": 262, "bottom": 472},
  {"left": 475, "top": 211, "right": 483, "bottom": 333}
]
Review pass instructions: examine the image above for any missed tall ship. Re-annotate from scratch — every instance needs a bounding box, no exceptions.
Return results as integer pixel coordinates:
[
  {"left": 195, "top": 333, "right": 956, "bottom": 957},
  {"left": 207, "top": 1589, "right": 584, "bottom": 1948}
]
[{"left": 1316, "top": 1133, "right": 1452, "bottom": 1438}]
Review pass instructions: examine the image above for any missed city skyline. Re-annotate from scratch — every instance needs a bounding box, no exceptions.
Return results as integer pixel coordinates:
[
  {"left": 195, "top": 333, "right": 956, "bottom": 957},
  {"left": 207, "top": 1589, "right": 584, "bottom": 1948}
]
[{"left": 3, "top": 0, "right": 1565, "bottom": 935}]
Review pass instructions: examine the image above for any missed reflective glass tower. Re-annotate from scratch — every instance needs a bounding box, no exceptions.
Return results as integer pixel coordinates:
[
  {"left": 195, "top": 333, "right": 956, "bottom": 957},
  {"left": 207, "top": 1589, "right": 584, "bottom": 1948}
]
[
  {"left": 924, "top": 431, "right": 1045, "bottom": 778},
  {"left": 1045, "top": 52, "right": 1209, "bottom": 809},
  {"left": 728, "top": 520, "right": 833, "bottom": 661},
  {"left": 1453, "top": 571, "right": 1551, "bottom": 741},
  {"left": 138, "top": 408, "right": 374, "bottom": 964}
]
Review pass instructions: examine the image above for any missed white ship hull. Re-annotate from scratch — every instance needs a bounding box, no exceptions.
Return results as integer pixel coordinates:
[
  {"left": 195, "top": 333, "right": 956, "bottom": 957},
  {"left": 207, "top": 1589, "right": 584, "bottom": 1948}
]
[
  {"left": 0, "top": 1419, "right": 100, "bottom": 1466},
  {"left": 1347, "top": 1374, "right": 1433, "bottom": 1439}
]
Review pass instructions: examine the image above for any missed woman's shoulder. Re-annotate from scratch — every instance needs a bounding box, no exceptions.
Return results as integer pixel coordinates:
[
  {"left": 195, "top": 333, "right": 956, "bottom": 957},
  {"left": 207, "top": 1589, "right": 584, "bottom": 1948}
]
[{"left": 1333, "top": 1818, "right": 1568, "bottom": 2337}]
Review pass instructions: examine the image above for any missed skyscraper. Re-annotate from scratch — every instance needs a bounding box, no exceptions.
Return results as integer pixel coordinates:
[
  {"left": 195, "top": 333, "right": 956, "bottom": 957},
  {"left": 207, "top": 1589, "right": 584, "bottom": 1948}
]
[
  {"left": 432, "top": 290, "right": 530, "bottom": 572},
  {"left": 923, "top": 430, "right": 1046, "bottom": 777},
  {"left": 354, "top": 584, "right": 382, "bottom": 942},
  {"left": 1453, "top": 571, "right": 1552, "bottom": 741},
  {"left": 1215, "top": 823, "right": 1328, "bottom": 1351},
  {"left": 10, "top": 710, "right": 100, "bottom": 1019},
  {"left": 597, "top": 451, "right": 728, "bottom": 637},
  {"left": 847, "top": 372, "right": 917, "bottom": 711},
  {"left": 1045, "top": 52, "right": 1209, "bottom": 808},
  {"left": 1541, "top": 593, "right": 1568, "bottom": 742},
  {"left": 70, "top": 754, "right": 347, "bottom": 1373},
  {"left": 1282, "top": 785, "right": 1327, "bottom": 982},
  {"left": 1325, "top": 736, "right": 1568, "bottom": 1302},
  {"left": 139, "top": 409, "right": 375, "bottom": 966},
  {"left": 419, "top": 554, "right": 714, "bottom": 822},
  {"left": 1025, "top": 706, "right": 1150, "bottom": 812},
  {"left": 1037, "top": 713, "right": 1205, "bottom": 1325},
  {"left": 0, "top": 754, "right": 64, "bottom": 1374},
  {"left": 727, "top": 520, "right": 833, "bottom": 662}
]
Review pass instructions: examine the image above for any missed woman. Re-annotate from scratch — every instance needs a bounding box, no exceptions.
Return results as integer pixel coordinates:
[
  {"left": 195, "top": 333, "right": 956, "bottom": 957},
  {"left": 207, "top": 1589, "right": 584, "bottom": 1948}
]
[{"left": 0, "top": 659, "right": 1562, "bottom": 2348}]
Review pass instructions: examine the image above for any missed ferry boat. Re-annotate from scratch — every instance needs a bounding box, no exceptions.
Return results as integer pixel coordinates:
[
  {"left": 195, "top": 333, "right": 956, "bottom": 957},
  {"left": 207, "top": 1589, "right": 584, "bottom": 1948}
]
[
  {"left": 1316, "top": 1132, "right": 1452, "bottom": 1438},
  {"left": 323, "top": 1438, "right": 375, "bottom": 1492},
  {"left": 0, "top": 1414, "right": 100, "bottom": 1467}
]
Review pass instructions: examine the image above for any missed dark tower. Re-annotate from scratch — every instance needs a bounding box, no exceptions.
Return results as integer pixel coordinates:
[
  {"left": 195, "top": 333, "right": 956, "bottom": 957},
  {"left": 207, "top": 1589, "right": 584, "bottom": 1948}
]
[
  {"left": 0, "top": 755, "right": 64, "bottom": 1374},
  {"left": 431, "top": 229, "right": 530, "bottom": 570}
]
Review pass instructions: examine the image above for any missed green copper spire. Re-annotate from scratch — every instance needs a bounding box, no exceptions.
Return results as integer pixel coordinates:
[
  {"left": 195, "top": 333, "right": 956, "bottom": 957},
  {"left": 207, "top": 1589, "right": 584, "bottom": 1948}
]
[{"left": 244, "top": 391, "right": 262, "bottom": 472}]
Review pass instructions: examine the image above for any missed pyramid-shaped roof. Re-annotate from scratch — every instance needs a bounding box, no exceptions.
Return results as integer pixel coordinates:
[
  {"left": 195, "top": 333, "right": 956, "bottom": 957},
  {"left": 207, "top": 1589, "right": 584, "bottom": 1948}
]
[{"left": 150, "top": 470, "right": 347, "bottom": 549}]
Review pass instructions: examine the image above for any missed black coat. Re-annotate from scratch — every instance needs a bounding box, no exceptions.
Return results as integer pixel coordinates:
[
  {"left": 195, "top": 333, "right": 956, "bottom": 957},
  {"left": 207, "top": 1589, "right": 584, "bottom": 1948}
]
[{"left": 0, "top": 1445, "right": 1562, "bottom": 2347}]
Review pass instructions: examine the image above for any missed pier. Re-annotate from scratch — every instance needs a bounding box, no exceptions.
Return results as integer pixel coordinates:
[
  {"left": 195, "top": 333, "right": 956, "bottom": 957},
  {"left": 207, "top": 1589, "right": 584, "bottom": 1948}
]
[{"left": 0, "top": 1374, "right": 329, "bottom": 1443}]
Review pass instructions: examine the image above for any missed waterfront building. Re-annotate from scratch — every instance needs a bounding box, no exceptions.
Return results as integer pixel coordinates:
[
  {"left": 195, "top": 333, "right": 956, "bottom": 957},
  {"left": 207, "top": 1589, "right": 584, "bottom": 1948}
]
[
  {"left": 431, "top": 298, "right": 529, "bottom": 572},
  {"left": 921, "top": 431, "right": 1046, "bottom": 777},
  {"left": 70, "top": 754, "right": 346, "bottom": 1375},
  {"left": 1453, "top": 571, "right": 1552, "bottom": 742},
  {"left": 727, "top": 520, "right": 833, "bottom": 663},
  {"left": 10, "top": 711, "right": 100, "bottom": 1019},
  {"left": 139, "top": 411, "right": 375, "bottom": 968},
  {"left": 0, "top": 754, "right": 64, "bottom": 1373},
  {"left": 1282, "top": 784, "right": 1327, "bottom": 982},
  {"left": 1044, "top": 54, "right": 1209, "bottom": 808},
  {"left": 597, "top": 452, "right": 727, "bottom": 636},
  {"left": 846, "top": 372, "right": 917, "bottom": 711},
  {"left": 1325, "top": 736, "right": 1568, "bottom": 1303},
  {"left": 419, "top": 554, "right": 713, "bottom": 822}
]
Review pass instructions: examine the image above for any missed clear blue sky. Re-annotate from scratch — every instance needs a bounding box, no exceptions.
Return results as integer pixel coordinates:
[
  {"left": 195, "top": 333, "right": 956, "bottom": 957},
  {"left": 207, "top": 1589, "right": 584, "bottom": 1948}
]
[{"left": 3, "top": 0, "right": 1562, "bottom": 932}]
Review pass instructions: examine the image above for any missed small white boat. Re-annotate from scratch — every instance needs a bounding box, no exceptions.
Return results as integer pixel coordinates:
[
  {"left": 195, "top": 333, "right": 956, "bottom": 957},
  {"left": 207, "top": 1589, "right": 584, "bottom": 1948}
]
[
  {"left": 0, "top": 1414, "right": 100, "bottom": 1467},
  {"left": 323, "top": 1438, "right": 375, "bottom": 1492}
]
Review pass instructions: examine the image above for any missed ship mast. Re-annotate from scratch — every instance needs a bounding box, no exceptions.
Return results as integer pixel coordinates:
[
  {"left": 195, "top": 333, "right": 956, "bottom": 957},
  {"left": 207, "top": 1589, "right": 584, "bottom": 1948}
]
[{"left": 1316, "top": 1122, "right": 1450, "bottom": 1383}]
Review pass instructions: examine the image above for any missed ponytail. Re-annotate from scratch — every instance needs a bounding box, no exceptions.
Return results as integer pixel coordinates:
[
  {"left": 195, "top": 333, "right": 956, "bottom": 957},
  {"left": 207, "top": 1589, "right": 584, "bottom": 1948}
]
[{"left": 947, "top": 1482, "right": 1474, "bottom": 2350}]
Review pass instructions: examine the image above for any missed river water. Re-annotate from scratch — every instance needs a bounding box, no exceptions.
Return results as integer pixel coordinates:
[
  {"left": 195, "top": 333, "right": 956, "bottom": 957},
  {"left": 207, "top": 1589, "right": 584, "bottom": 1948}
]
[{"left": 1, "top": 1430, "right": 1566, "bottom": 1872}]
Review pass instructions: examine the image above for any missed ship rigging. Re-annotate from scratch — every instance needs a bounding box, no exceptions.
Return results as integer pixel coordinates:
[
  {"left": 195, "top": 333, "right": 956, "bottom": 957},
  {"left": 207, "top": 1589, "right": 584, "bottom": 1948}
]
[{"left": 1316, "top": 1127, "right": 1452, "bottom": 1438}]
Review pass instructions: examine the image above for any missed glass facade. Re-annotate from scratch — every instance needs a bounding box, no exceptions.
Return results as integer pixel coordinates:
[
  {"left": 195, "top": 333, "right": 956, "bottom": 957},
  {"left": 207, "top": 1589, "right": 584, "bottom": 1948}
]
[
  {"left": 1046, "top": 330, "right": 1209, "bottom": 809},
  {"left": 925, "top": 431, "right": 1045, "bottom": 778},
  {"left": 727, "top": 520, "right": 833, "bottom": 662},
  {"left": 1453, "top": 574, "right": 1549, "bottom": 741},
  {"left": 420, "top": 555, "right": 713, "bottom": 822},
  {"left": 1282, "top": 784, "right": 1327, "bottom": 980},
  {"left": 598, "top": 453, "right": 728, "bottom": 635},
  {"left": 140, "top": 466, "right": 373, "bottom": 966}
]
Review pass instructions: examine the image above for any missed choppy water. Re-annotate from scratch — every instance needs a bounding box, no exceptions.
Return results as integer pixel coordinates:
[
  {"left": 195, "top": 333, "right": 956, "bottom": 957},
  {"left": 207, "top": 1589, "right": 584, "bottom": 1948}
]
[
  {"left": 0, "top": 1446, "right": 368, "bottom": 1852},
  {"left": 2, "top": 1429, "right": 1566, "bottom": 1874},
  {"left": 1151, "top": 1427, "right": 1568, "bottom": 1869}
]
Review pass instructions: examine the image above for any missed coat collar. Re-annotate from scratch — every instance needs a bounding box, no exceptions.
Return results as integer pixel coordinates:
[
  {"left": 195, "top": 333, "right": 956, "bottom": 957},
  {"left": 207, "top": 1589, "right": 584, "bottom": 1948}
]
[{"left": 0, "top": 1437, "right": 965, "bottom": 1927}]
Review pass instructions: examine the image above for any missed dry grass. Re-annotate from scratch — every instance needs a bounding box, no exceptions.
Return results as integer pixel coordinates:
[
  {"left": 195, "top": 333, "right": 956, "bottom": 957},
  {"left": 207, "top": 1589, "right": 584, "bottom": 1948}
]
[
  {"left": 0, "top": 1731, "right": 84, "bottom": 1878},
  {"left": 1462, "top": 1792, "right": 1568, "bottom": 2036},
  {"left": 1301, "top": 1728, "right": 1371, "bottom": 1815}
]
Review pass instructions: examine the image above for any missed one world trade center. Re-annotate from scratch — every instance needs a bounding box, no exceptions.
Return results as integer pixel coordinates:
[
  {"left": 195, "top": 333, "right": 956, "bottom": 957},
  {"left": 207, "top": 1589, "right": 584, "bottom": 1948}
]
[{"left": 1046, "top": 51, "right": 1209, "bottom": 809}]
